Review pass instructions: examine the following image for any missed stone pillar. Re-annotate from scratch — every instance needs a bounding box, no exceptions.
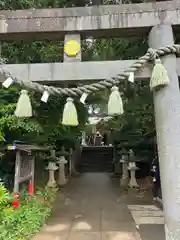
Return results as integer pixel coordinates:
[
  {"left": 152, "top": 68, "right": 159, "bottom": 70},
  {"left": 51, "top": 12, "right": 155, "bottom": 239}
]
[
  {"left": 149, "top": 24, "right": 180, "bottom": 239},
  {"left": 57, "top": 156, "right": 68, "bottom": 186},
  {"left": 120, "top": 157, "right": 129, "bottom": 187}
]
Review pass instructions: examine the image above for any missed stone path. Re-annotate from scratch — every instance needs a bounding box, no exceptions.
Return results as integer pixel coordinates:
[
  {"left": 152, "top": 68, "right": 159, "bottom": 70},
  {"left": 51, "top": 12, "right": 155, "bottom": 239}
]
[
  {"left": 32, "top": 173, "right": 164, "bottom": 240},
  {"left": 139, "top": 224, "right": 165, "bottom": 240},
  {"left": 127, "top": 204, "right": 165, "bottom": 240},
  {"left": 128, "top": 204, "right": 164, "bottom": 225}
]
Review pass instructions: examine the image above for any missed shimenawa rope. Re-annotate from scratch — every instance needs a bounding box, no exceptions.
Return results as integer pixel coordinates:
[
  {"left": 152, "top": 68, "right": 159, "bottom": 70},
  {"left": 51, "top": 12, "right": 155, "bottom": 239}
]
[{"left": 0, "top": 44, "right": 180, "bottom": 97}]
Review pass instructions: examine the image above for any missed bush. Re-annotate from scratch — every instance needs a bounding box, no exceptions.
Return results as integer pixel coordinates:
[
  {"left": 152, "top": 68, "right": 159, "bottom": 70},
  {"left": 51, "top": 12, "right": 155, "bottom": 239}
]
[{"left": 0, "top": 184, "right": 56, "bottom": 240}]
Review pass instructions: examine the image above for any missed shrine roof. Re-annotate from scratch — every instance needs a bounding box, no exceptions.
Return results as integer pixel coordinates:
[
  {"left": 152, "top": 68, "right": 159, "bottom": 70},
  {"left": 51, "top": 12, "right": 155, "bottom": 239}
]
[
  {"left": 0, "top": 141, "right": 50, "bottom": 153},
  {"left": 14, "top": 144, "right": 50, "bottom": 152}
]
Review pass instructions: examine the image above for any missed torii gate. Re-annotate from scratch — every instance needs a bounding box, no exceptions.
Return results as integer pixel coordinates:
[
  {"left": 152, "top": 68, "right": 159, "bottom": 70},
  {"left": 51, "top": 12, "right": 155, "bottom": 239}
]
[{"left": 0, "top": 1, "right": 180, "bottom": 239}]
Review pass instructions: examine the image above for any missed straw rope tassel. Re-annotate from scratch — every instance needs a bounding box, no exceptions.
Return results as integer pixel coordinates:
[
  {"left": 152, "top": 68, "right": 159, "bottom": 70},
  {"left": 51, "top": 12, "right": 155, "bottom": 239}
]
[
  {"left": 62, "top": 97, "right": 79, "bottom": 126},
  {"left": 150, "top": 58, "right": 170, "bottom": 91},
  {"left": 108, "top": 86, "right": 124, "bottom": 116},
  {"left": 14, "top": 90, "right": 32, "bottom": 117}
]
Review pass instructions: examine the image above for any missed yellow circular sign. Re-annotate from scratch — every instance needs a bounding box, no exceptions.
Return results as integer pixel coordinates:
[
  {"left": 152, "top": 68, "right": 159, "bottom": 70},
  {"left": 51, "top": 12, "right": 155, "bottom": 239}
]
[{"left": 64, "top": 40, "right": 81, "bottom": 57}]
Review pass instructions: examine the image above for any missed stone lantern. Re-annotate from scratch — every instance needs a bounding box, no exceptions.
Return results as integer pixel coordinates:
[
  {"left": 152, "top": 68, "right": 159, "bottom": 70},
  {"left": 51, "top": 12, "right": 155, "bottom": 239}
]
[
  {"left": 126, "top": 149, "right": 139, "bottom": 188},
  {"left": 46, "top": 161, "right": 58, "bottom": 188},
  {"left": 56, "top": 147, "right": 69, "bottom": 187},
  {"left": 128, "top": 156, "right": 139, "bottom": 188},
  {"left": 45, "top": 149, "right": 58, "bottom": 189}
]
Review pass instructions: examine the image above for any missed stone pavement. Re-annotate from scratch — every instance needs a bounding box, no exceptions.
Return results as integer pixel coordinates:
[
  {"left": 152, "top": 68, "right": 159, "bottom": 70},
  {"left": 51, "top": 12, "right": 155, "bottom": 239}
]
[
  {"left": 127, "top": 204, "right": 164, "bottom": 240},
  {"left": 32, "top": 173, "right": 164, "bottom": 240}
]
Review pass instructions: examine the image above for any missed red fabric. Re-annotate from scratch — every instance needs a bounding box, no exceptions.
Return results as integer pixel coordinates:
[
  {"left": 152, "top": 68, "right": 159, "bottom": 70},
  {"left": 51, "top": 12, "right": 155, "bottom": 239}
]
[
  {"left": 28, "top": 184, "right": 34, "bottom": 195},
  {"left": 12, "top": 193, "right": 19, "bottom": 208},
  {"left": 12, "top": 199, "right": 19, "bottom": 208}
]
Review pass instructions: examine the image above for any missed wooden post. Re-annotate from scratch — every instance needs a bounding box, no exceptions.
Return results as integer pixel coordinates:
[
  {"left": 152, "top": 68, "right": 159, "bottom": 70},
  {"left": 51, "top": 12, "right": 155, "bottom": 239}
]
[
  {"left": 14, "top": 150, "right": 20, "bottom": 193},
  {"left": 149, "top": 24, "right": 180, "bottom": 239},
  {"left": 29, "top": 156, "right": 35, "bottom": 195},
  {"left": 69, "top": 148, "right": 73, "bottom": 176}
]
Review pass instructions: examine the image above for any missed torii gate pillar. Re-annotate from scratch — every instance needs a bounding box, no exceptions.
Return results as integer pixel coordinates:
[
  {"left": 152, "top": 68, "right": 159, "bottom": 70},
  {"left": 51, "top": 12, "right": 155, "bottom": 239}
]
[{"left": 149, "top": 24, "right": 180, "bottom": 239}]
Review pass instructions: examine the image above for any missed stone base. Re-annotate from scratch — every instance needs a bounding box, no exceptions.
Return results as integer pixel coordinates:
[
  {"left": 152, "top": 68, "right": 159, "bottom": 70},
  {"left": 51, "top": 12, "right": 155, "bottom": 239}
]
[
  {"left": 121, "top": 177, "right": 129, "bottom": 187},
  {"left": 58, "top": 178, "right": 68, "bottom": 187},
  {"left": 120, "top": 186, "right": 128, "bottom": 195},
  {"left": 45, "top": 184, "right": 59, "bottom": 192},
  {"left": 46, "top": 180, "right": 57, "bottom": 188},
  {"left": 111, "top": 173, "right": 120, "bottom": 178},
  {"left": 71, "top": 171, "right": 81, "bottom": 177},
  {"left": 128, "top": 185, "right": 139, "bottom": 189}
]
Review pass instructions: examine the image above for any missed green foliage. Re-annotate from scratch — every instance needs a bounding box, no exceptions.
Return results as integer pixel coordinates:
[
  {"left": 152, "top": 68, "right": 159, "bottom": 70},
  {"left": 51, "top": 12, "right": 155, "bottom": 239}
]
[
  {"left": 0, "top": 184, "right": 14, "bottom": 231},
  {"left": 84, "top": 36, "right": 153, "bottom": 147},
  {"left": 0, "top": 87, "right": 42, "bottom": 143},
  {"left": 32, "top": 94, "right": 86, "bottom": 148},
  {"left": 0, "top": 187, "right": 56, "bottom": 240},
  {"left": 85, "top": 37, "right": 148, "bottom": 61},
  {"left": 106, "top": 82, "right": 154, "bottom": 147},
  {"left": 0, "top": 86, "right": 86, "bottom": 146},
  {"left": 0, "top": 184, "right": 12, "bottom": 206}
]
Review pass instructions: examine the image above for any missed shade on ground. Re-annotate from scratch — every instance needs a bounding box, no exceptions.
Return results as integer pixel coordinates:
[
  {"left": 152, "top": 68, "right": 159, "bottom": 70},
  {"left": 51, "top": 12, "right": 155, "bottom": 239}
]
[{"left": 32, "top": 173, "right": 164, "bottom": 240}]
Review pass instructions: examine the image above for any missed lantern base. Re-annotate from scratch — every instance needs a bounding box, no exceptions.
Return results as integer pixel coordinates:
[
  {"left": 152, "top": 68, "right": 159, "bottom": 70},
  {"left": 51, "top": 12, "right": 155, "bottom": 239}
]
[{"left": 128, "top": 169, "right": 139, "bottom": 188}]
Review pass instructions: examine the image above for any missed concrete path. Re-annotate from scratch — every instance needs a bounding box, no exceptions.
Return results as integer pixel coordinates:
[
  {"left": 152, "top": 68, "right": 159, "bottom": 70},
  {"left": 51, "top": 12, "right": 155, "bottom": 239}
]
[{"left": 32, "top": 173, "right": 163, "bottom": 240}]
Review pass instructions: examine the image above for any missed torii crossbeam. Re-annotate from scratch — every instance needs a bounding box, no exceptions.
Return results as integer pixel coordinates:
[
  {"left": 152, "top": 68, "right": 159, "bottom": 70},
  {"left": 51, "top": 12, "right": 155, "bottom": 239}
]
[{"left": 0, "top": 1, "right": 179, "bottom": 40}]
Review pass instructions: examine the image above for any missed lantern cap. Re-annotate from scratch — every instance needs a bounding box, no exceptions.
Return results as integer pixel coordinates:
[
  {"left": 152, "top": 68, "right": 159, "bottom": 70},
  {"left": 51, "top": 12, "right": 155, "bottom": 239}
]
[
  {"left": 111, "top": 86, "right": 118, "bottom": 91},
  {"left": 155, "top": 58, "right": 161, "bottom": 64},
  {"left": 21, "top": 89, "right": 28, "bottom": 94},
  {"left": 67, "top": 97, "right": 73, "bottom": 102}
]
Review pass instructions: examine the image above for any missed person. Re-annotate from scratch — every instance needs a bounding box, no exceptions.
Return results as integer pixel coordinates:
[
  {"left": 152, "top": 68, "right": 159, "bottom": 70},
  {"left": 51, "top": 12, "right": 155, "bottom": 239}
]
[
  {"left": 151, "top": 155, "right": 161, "bottom": 201},
  {"left": 102, "top": 132, "right": 107, "bottom": 145},
  {"left": 129, "top": 149, "right": 135, "bottom": 162}
]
